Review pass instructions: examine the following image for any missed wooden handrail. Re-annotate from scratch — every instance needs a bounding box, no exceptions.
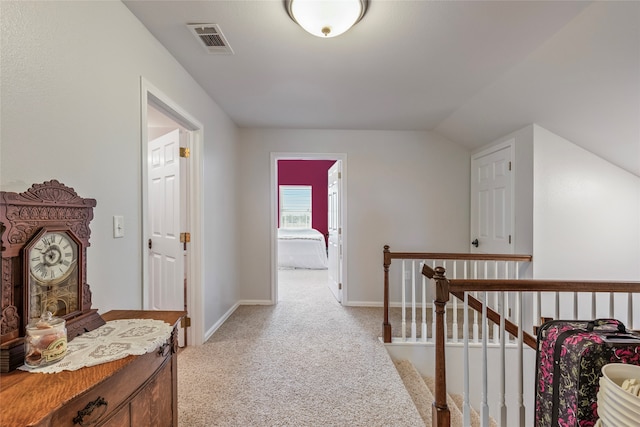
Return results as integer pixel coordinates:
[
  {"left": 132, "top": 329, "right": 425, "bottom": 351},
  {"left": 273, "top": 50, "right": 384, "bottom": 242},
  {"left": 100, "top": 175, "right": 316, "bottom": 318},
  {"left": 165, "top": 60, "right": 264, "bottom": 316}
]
[
  {"left": 386, "top": 250, "right": 532, "bottom": 262},
  {"left": 448, "top": 279, "right": 640, "bottom": 293}
]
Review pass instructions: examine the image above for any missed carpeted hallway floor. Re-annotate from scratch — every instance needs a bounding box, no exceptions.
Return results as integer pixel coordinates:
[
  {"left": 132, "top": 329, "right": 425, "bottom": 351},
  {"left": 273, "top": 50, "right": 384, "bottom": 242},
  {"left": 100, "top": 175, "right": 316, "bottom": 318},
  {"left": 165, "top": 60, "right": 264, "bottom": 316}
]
[{"left": 177, "top": 269, "right": 424, "bottom": 426}]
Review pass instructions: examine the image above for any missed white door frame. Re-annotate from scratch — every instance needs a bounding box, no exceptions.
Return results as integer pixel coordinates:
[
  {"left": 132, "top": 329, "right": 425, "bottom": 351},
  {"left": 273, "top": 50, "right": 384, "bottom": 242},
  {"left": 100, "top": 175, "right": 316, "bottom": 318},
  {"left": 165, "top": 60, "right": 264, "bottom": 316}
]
[
  {"left": 141, "top": 77, "right": 205, "bottom": 345},
  {"left": 470, "top": 139, "right": 515, "bottom": 254},
  {"left": 270, "top": 153, "right": 348, "bottom": 304}
]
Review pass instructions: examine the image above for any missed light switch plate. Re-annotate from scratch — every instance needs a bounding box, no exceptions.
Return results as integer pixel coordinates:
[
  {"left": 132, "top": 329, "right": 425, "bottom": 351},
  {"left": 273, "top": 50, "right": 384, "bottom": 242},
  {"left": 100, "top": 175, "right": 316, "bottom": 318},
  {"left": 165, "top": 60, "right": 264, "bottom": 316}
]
[{"left": 113, "top": 215, "right": 124, "bottom": 238}]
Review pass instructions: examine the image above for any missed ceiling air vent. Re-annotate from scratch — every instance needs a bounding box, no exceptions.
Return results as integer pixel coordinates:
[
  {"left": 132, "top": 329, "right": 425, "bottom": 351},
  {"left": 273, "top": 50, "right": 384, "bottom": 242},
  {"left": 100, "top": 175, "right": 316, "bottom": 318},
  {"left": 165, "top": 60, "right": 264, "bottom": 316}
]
[{"left": 187, "top": 24, "right": 233, "bottom": 55}]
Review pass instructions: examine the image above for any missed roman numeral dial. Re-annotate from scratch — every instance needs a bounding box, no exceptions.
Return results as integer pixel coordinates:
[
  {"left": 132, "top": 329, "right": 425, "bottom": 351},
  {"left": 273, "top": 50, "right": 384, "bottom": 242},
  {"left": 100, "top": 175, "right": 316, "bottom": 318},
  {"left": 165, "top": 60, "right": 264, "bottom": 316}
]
[{"left": 29, "top": 231, "right": 78, "bottom": 285}]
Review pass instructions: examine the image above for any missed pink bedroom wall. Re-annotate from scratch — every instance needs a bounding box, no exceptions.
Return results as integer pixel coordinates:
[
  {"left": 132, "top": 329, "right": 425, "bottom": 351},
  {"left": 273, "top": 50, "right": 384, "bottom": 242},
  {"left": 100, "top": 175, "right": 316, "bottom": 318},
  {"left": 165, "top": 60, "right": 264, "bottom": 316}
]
[{"left": 278, "top": 159, "right": 336, "bottom": 245}]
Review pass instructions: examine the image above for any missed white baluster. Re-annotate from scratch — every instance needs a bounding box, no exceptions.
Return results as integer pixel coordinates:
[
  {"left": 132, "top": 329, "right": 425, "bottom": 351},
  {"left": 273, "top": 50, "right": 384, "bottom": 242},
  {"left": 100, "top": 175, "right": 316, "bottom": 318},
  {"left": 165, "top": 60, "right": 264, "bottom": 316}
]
[
  {"left": 473, "top": 261, "right": 479, "bottom": 343},
  {"left": 535, "top": 291, "right": 541, "bottom": 332},
  {"left": 493, "top": 291, "right": 500, "bottom": 344},
  {"left": 452, "top": 260, "right": 458, "bottom": 343},
  {"left": 443, "top": 260, "right": 448, "bottom": 343},
  {"left": 432, "top": 260, "right": 436, "bottom": 343},
  {"left": 517, "top": 290, "right": 525, "bottom": 426},
  {"left": 402, "top": 260, "right": 406, "bottom": 341},
  {"left": 628, "top": 292, "right": 634, "bottom": 330},
  {"left": 504, "top": 262, "right": 511, "bottom": 341},
  {"left": 463, "top": 290, "right": 471, "bottom": 427},
  {"left": 609, "top": 292, "right": 615, "bottom": 319},
  {"left": 499, "top": 291, "right": 506, "bottom": 427},
  {"left": 481, "top": 290, "right": 490, "bottom": 427},
  {"left": 411, "top": 260, "right": 417, "bottom": 341},
  {"left": 421, "top": 263, "right": 427, "bottom": 342}
]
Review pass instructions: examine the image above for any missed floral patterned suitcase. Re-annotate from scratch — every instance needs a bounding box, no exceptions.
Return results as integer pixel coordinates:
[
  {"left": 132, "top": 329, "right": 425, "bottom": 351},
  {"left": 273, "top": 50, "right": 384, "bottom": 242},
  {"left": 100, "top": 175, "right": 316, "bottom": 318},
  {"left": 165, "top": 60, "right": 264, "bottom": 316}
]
[{"left": 534, "top": 319, "right": 640, "bottom": 427}]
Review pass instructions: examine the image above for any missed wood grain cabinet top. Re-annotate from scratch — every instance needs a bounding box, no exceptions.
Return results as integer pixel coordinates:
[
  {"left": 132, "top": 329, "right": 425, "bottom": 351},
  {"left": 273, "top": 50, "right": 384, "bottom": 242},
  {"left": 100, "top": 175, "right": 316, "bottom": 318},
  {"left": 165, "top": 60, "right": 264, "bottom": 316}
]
[{"left": 0, "top": 310, "right": 185, "bottom": 427}]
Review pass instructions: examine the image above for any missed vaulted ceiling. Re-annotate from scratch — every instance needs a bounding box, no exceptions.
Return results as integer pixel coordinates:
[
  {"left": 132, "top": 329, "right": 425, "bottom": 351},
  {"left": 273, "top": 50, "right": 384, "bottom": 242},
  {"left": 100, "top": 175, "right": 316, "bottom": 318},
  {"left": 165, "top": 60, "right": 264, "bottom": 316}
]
[{"left": 124, "top": 1, "right": 640, "bottom": 176}]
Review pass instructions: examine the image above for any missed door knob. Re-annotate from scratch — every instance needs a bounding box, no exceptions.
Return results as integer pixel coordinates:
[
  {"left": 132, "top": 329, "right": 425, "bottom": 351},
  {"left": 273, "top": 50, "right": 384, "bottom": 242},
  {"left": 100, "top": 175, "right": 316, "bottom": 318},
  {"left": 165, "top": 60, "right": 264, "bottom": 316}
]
[{"left": 471, "top": 239, "right": 479, "bottom": 248}]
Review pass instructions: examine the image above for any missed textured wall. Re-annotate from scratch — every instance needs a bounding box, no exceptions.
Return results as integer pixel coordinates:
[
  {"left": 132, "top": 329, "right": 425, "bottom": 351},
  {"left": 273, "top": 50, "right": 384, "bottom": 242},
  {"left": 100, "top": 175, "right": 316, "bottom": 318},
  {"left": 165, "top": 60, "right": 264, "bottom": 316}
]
[{"left": 1, "top": 2, "right": 239, "bottom": 344}]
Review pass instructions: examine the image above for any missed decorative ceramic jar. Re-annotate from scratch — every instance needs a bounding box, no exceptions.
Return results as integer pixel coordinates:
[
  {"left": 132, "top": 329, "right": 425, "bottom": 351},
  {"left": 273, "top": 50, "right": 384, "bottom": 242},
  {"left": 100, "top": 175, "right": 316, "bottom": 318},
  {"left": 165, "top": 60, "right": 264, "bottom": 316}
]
[{"left": 25, "top": 311, "right": 67, "bottom": 367}]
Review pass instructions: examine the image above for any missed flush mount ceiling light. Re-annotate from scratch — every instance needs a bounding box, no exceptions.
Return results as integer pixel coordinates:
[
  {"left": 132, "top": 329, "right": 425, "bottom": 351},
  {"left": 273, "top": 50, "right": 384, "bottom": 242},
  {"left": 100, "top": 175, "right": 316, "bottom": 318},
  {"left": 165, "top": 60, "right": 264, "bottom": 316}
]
[{"left": 285, "top": 0, "right": 368, "bottom": 38}]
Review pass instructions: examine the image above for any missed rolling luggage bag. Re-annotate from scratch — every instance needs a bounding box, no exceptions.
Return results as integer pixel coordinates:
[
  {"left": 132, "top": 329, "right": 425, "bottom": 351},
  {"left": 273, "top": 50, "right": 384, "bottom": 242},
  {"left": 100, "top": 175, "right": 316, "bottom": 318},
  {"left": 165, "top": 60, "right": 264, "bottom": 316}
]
[{"left": 534, "top": 318, "right": 640, "bottom": 427}]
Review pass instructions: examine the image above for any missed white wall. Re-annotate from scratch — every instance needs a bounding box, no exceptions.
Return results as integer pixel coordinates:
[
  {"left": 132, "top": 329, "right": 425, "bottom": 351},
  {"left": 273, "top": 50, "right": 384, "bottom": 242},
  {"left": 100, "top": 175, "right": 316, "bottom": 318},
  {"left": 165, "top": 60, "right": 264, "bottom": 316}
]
[
  {"left": 532, "top": 125, "right": 640, "bottom": 281},
  {"left": 237, "top": 129, "right": 470, "bottom": 305},
  {"left": 1, "top": 2, "right": 239, "bottom": 339}
]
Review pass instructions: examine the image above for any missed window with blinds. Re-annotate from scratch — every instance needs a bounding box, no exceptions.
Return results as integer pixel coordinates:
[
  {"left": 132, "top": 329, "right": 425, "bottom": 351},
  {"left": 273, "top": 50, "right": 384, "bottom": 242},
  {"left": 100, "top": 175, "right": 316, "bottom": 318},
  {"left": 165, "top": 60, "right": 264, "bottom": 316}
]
[{"left": 279, "top": 185, "right": 312, "bottom": 229}]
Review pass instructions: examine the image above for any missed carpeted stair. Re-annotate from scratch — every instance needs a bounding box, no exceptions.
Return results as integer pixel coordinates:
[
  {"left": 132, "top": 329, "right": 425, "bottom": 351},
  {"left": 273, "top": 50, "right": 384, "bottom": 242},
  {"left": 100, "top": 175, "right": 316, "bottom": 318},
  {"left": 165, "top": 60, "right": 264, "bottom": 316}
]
[{"left": 394, "top": 360, "right": 497, "bottom": 427}]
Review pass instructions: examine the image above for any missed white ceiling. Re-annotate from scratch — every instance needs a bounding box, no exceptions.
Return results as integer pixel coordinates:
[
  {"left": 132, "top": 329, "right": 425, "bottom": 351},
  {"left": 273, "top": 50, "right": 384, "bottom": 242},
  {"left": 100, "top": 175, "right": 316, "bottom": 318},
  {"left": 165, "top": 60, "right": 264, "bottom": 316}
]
[{"left": 124, "top": 1, "right": 640, "bottom": 176}]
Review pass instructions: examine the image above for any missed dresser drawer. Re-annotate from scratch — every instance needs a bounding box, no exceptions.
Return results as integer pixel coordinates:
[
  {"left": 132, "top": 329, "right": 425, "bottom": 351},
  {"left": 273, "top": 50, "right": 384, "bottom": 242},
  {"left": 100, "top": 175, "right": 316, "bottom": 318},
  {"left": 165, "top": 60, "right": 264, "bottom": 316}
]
[{"left": 51, "top": 343, "right": 171, "bottom": 427}]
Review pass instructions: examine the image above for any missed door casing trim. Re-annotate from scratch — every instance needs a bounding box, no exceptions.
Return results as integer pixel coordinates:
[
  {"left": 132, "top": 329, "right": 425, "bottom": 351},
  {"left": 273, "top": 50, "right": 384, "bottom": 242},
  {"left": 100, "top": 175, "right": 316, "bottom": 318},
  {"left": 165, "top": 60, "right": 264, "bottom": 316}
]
[
  {"left": 140, "top": 77, "right": 205, "bottom": 345},
  {"left": 270, "top": 153, "right": 348, "bottom": 304}
]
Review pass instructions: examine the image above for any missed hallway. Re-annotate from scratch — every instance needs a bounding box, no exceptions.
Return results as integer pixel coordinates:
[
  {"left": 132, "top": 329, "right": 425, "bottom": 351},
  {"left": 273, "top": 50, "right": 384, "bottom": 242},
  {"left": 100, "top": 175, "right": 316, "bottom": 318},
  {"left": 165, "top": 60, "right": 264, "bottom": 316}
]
[{"left": 176, "top": 269, "right": 423, "bottom": 426}]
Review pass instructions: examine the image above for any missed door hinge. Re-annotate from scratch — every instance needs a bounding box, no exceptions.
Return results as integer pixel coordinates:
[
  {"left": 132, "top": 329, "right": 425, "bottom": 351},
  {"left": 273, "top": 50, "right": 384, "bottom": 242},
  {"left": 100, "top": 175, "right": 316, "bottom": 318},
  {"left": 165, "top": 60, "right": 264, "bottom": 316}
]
[
  {"left": 338, "top": 283, "right": 342, "bottom": 290},
  {"left": 338, "top": 227, "right": 342, "bottom": 235},
  {"left": 508, "top": 161, "right": 512, "bottom": 171},
  {"left": 182, "top": 316, "right": 191, "bottom": 328},
  {"left": 180, "top": 232, "right": 191, "bottom": 250},
  {"left": 180, "top": 147, "right": 190, "bottom": 158},
  {"left": 338, "top": 172, "right": 341, "bottom": 179},
  {"left": 509, "top": 235, "right": 512, "bottom": 244}
]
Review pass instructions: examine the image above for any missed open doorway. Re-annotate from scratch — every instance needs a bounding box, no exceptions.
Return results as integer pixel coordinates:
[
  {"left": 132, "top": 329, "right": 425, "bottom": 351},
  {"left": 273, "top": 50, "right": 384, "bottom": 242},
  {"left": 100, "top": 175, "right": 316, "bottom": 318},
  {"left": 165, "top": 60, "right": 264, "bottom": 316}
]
[
  {"left": 140, "top": 78, "right": 205, "bottom": 346},
  {"left": 270, "top": 153, "right": 347, "bottom": 305}
]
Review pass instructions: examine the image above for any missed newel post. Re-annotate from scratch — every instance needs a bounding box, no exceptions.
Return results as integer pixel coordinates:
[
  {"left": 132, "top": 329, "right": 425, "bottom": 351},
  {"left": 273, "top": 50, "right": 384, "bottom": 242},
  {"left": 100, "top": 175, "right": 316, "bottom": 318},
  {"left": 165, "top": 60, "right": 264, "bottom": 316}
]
[
  {"left": 423, "top": 264, "right": 451, "bottom": 427},
  {"left": 383, "top": 245, "right": 392, "bottom": 343}
]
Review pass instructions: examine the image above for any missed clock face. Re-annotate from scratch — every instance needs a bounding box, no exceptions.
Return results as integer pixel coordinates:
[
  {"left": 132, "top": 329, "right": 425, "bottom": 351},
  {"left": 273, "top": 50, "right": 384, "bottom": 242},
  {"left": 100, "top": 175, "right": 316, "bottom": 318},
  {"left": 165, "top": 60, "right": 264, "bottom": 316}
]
[
  {"left": 25, "top": 229, "right": 81, "bottom": 320},
  {"left": 29, "top": 231, "right": 77, "bottom": 285}
]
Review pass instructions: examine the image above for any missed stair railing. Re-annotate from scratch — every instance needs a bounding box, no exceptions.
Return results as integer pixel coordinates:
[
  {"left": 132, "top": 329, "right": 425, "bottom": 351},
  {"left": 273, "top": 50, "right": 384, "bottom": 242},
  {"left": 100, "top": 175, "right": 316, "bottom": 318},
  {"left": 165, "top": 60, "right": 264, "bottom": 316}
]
[
  {"left": 383, "top": 246, "right": 640, "bottom": 426},
  {"left": 382, "top": 245, "right": 533, "bottom": 344},
  {"left": 383, "top": 246, "right": 533, "bottom": 427},
  {"left": 425, "top": 266, "right": 640, "bottom": 427}
]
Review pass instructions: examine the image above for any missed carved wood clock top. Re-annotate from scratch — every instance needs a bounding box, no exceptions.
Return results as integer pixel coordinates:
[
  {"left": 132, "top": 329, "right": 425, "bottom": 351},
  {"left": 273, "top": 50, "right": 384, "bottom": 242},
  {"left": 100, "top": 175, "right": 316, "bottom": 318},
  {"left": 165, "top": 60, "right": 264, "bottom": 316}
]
[{"left": 1, "top": 180, "right": 104, "bottom": 363}]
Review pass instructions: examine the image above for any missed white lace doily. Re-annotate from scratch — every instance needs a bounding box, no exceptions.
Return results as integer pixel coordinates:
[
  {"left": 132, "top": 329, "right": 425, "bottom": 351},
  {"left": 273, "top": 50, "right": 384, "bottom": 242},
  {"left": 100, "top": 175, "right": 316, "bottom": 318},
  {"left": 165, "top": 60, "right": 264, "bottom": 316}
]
[{"left": 19, "top": 318, "right": 173, "bottom": 374}]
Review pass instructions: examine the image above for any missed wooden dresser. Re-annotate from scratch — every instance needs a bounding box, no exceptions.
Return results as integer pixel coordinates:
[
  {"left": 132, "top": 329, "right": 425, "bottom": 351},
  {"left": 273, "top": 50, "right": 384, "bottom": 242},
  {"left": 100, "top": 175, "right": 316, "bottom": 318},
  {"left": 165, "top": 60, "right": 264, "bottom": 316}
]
[{"left": 0, "top": 310, "right": 185, "bottom": 427}]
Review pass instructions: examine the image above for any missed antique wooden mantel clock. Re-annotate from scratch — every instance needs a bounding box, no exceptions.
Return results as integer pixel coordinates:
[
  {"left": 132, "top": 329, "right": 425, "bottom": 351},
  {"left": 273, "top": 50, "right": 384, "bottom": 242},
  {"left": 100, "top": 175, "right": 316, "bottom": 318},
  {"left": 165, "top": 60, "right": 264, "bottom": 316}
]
[{"left": 0, "top": 180, "right": 105, "bottom": 371}]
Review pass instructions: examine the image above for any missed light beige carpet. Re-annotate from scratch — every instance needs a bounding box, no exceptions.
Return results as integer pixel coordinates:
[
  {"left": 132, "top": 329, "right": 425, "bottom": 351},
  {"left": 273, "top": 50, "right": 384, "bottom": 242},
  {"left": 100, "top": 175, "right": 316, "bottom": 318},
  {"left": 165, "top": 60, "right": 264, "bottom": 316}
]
[
  {"left": 395, "top": 360, "right": 497, "bottom": 427},
  {"left": 177, "top": 269, "right": 424, "bottom": 426}
]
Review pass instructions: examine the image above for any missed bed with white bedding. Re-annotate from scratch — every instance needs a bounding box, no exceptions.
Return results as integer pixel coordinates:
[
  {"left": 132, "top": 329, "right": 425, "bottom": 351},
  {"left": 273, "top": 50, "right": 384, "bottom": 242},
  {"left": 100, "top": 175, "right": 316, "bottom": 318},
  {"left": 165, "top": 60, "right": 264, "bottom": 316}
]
[{"left": 277, "top": 228, "right": 328, "bottom": 269}]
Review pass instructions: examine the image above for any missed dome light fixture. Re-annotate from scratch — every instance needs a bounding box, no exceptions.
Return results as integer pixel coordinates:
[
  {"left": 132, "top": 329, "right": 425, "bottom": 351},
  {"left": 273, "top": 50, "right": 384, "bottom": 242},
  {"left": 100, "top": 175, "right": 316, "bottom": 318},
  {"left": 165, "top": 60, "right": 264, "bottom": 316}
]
[{"left": 285, "top": 0, "right": 368, "bottom": 38}]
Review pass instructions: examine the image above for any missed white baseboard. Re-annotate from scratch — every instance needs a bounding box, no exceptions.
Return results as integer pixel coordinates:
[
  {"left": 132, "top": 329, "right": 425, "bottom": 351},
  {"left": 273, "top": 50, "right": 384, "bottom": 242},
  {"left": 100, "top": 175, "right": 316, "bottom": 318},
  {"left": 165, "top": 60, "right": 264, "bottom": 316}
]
[
  {"left": 238, "top": 299, "right": 273, "bottom": 305},
  {"left": 203, "top": 300, "right": 274, "bottom": 342},
  {"left": 204, "top": 302, "right": 240, "bottom": 342},
  {"left": 343, "top": 300, "right": 384, "bottom": 307},
  {"left": 344, "top": 300, "right": 434, "bottom": 309}
]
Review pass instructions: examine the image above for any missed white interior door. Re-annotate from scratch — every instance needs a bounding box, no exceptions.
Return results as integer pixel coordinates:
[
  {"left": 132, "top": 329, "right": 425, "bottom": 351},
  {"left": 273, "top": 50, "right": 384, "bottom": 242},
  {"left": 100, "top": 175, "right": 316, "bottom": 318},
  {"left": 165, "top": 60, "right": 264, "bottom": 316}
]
[
  {"left": 470, "top": 143, "right": 514, "bottom": 254},
  {"left": 327, "top": 161, "right": 342, "bottom": 302},
  {"left": 148, "top": 129, "right": 185, "bottom": 312}
]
